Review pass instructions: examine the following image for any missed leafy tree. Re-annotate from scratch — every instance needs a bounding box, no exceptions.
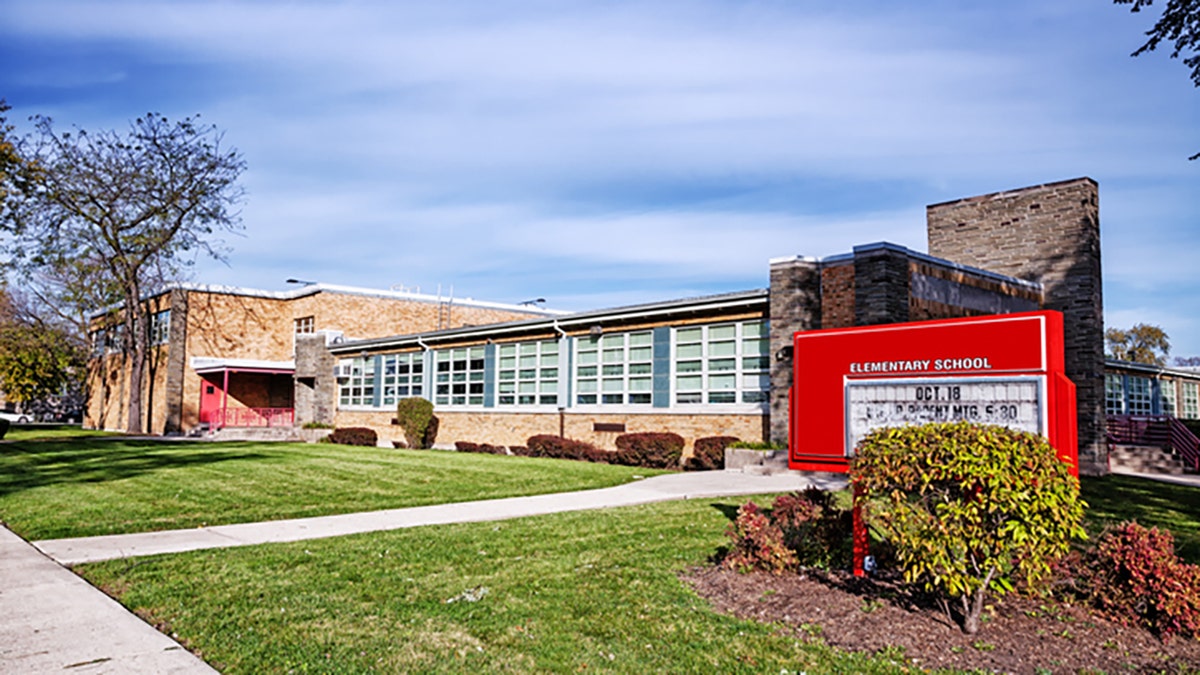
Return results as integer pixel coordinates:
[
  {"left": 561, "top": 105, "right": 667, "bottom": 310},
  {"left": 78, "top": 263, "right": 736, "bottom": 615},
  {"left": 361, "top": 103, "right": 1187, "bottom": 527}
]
[
  {"left": 2, "top": 112, "right": 245, "bottom": 433},
  {"left": 0, "top": 287, "right": 86, "bottom": 411},
  {"left": 852, "top": 422, "right": 1087, "bottom": 635},
  {"left": 1114, "top": 0, "right": 1200, "bottom": 158},
  {"left": 1106, "top": 323, "right": 1171, "bottom": 365}
]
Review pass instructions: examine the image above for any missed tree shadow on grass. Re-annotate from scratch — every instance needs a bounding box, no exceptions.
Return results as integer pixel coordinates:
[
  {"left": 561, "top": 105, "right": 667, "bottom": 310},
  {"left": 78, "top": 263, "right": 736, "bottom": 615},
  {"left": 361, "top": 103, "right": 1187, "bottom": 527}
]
[
  {"left": 1079, "top": 474, "right": 1200, "bottom": 563},
  {"left": 0, "top": 438, "right": 273, "bottom": 497}
]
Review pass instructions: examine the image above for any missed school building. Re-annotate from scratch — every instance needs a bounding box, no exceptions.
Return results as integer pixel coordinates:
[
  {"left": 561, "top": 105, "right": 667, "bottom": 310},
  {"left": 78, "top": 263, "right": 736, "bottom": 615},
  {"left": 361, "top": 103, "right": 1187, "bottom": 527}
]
[{"left": 88, "top": 177, "right": 1140, "bottom": 474}]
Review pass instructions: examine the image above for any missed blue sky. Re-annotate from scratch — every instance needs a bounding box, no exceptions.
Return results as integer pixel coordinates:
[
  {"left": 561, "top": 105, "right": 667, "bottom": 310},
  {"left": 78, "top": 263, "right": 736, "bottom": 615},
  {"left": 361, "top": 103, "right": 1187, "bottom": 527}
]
[{"left": 2, "top": 1, "right": 1198, "bottom": 355}]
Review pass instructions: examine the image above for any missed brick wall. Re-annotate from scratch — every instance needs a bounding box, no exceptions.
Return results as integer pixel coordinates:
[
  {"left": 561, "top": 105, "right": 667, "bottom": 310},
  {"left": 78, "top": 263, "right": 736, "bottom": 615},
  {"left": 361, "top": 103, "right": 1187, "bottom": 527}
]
[
  {"left": 768, "top": 258, "right": 822, "bottom": 445},
  {"left": 926, "top": 177, "right": 1105, "bottom": 473},
  {"left": 334, "top": 409, "right": 768, "bottom": 456},
  {"left": 820, "top": 263, "right": 855, "bottom": 328}
]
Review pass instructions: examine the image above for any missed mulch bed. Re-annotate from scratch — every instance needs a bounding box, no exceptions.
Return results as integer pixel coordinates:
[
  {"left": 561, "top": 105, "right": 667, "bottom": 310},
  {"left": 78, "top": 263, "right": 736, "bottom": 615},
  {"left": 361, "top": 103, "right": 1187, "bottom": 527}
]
[{"left": 684, "top": 566, "right": 1200, "bottom": 674}]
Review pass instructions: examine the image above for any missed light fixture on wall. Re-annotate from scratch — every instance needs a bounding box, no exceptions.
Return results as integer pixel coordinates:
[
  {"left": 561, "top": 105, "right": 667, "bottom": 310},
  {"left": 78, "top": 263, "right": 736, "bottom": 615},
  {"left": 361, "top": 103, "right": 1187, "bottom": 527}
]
[
  {"left": 589, "top": 325, "right": 603, "bottom": 337},
  {"left": 776, "top": 346, "right": 793, "bottom": 362}
]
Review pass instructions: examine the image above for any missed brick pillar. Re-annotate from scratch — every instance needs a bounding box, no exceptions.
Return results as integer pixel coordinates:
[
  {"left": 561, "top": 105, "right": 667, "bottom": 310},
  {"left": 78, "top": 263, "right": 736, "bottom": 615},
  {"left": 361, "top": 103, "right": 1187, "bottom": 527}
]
[
  {"left": 162, "top": 289, "right": 189, "bottom": 434},
  {"left": 294, "top": 334, "right": 336, "bottom": 426},
  {"left": 769, "top": 257, "right": 822, "bottom": 445},
  {"left": 926, "top": 177, "right": 1106, "bottom": 474},
  {"left": 853, "top": 243, "right": 911, "bottom": 326}
]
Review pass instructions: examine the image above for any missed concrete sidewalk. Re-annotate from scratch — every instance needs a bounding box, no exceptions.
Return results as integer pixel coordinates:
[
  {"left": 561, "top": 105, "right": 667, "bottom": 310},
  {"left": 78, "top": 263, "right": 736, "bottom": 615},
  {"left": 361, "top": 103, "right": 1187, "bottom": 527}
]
[
  {"left": 0, "top": 526, "right": 218, "bottom": 674},
  {"left": 4, "top": 470, "right": 842, "bottom": 674},
  {"left": 36, "top": 470, "right": 846, "bottom": 565}
]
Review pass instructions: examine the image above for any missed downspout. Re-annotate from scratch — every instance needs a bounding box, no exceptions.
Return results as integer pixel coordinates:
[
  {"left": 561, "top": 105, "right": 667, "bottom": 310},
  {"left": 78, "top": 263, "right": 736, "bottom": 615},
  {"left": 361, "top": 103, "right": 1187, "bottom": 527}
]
[
  {"left": 554, "top": 320, "right": 569, "bottom": 438},
  {"left": 221, "top": 369, "right": 230, "bottom": 431}
]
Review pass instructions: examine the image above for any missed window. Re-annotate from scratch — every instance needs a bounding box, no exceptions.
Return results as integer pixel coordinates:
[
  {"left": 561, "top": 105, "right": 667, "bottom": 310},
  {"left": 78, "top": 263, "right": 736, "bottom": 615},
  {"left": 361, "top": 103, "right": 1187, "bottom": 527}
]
[
  {"left": 498, "top": 340, "right": 559, "bottom": 406},
  {"left": 1105, "top": 374, "right": 1125, "bottom": 415},
  {"left": 674, "top": 320, "right": 770, "bottom": 405},
  {"left": 104, "top": 324, "right": 125, "bottom": 352},
  {"left": 575, "top": 331, "right": 653, "bottom": 405},
  {"left": 337, "top": 357, "right": 375, "bottom": 407},
  {"left": 381, "top": 353, "right": 423, "bottom": 407},
  {"left": 1127, "top": 376, "right": 1152, "bottom": 415},
  {"left": 1161, "top": 379, "right": 1177, "bottom": 416},
  {"left": 89, "top": 329, "right": 105, "bottom": 356},
  {"left": 1183, "top": 382, "right": 1199, "bottom": 420},
  {"left": 294, "top": 316, "right": 315, "bottom": 334},
  {"left": 434, "top": 346, "right": 485, "bottom": 406},
  {"left": 149, "top": 310, "right": 171, "bottom": 345}
]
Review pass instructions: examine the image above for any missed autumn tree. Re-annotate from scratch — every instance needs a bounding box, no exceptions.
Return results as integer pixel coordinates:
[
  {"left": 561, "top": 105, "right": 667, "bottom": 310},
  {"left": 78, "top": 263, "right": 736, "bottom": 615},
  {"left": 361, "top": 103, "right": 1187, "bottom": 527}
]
[
  {"left": 2, "top": 112, "right": 245, "bottom": 433},
  {"left": 1106, "top": 323, "right": 1171, "bottom": 365},
  {"left": 0, "top": 287, "right": 85, "bottom": 410}
]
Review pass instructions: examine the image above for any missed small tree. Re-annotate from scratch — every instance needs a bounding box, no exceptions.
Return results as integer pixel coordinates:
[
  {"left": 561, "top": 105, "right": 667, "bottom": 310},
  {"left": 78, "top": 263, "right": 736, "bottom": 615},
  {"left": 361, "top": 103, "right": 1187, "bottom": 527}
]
[
  {"left": 851, "top": 422, "right": 1087, "bottom": 634},
  {"left": 395, "top": 397, "right": 436, "bottom": 449},
  {"left": 1106, "top": 323, "right": 1171, "bottom": 365}
]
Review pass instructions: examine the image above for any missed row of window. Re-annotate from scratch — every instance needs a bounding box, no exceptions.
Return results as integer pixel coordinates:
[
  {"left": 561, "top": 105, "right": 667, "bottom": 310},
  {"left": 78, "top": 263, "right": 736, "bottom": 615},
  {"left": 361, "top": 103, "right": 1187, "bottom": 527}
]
[
  {"left": 337, "top": 321, "right": 771, "bottom": 409},
  {"left": 89, "top": 310, "right": 171, "bottom": 354},
  {"left": 1106, "top": 373, "right": 1200, "bottom": 419}
]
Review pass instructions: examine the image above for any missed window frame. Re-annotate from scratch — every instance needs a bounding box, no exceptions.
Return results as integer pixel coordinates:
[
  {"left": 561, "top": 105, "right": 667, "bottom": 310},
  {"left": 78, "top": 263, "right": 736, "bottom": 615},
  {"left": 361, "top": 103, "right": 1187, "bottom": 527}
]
[
  {"left": 573, "top": 331, "right": 654, "bottom": 406},
  {"left": 672, "top": 320, "right": 770, "bottom": 407},
  {"left": 497, "top": 339, "right": 560, "bottom": 408}
]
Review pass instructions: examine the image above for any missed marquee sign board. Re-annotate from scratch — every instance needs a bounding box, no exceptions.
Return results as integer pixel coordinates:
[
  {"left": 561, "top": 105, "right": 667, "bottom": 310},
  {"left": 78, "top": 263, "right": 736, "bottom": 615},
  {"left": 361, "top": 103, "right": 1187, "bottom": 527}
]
[{"left": 789, "top": 311, "right": 1078, "bottom": 475}]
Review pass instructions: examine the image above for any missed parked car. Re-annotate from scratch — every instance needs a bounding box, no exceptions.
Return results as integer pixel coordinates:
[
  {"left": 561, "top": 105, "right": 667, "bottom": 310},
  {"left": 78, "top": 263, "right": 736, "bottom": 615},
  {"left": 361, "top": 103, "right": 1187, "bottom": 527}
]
[{"left": 0, "top": 410, "right": 31, "bottom": 424}]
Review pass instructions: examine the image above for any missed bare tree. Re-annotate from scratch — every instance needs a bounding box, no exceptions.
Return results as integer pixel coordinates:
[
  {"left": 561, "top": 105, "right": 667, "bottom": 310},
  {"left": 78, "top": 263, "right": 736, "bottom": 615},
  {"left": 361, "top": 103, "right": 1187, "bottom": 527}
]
[{"left": 3, "top": 112, "right": 245, "bottom": 433}]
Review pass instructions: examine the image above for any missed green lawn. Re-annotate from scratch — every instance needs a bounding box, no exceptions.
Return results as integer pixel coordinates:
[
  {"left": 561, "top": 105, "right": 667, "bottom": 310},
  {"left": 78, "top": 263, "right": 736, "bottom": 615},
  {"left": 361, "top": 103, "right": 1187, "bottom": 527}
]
[
  {"left": 2, "top": 424, "right": 120, "bottom": 442},
  {"left": 1079, "top": 473, "right": 1200, "bottom": 563},
  {"left": 77, "top": 498, "right": 911, "bottom": 675},
  {"left": 0, "top": 438, "right": 662, "bottom": 540}
]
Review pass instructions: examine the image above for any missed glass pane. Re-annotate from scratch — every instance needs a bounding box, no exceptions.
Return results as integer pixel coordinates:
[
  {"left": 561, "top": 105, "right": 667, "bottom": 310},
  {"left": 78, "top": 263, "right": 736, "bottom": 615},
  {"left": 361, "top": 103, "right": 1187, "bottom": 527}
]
[
  {"left": 629, "top": 347, "right": 652, "bottom": 362},
  {"left": 743, "top": 391, "right": 768, "bottom": 403},
  {"left": 710, "top": 341, "right": 736, "bottom": 357},
  {"left": 520, "top": 343, "right": 538, "bottom": 355},
  {"left": 499, "top": 395, "right": 514, "bottom": 405},
  {"left": 499, "top": 344, "right": 516, "bottom": 357},
  {"left": 500, "top": 356, "right": 516, "bottom": 369},
  {"left": 677, "top": 375, "right": 702, "bottom": 390},
  {"left": 540, "top": 394, "right": 558, "bottom": 405},
  {"left": 743, "top": 338, "right": 770, "bottom": 356},
  {"left": 468, "top": 396, "right": 483, "bottom": 405},
  {"left": 540, "top": 368, "right": 558, "bottom": 379},
  {"left": 499, "top": 369, "right": 515, "bottom": 381},
  {"left": 518, "top": 395, "right": 536, "bottom": 405},
  {"left": 710, "top": 374, "right": 736, "bottom": 390},
  {"left": 499, "top": 382, "right": 515, "bottom": 393},
  {"left": 519, "top": 369, "right": 536, "bottom": 379},
  {"left": 519, "top": 382, "right": 536, "bottom": 393},
  {"left": 677, "top": 344, "right": 702, "bottom": 359},
  {"left": 709, "top": 392, "right": 736, "bottom": 403},
  {"left": 603, "top": 364, "right": 624, "bottom": 376},
  {"left": 602, "top": 378, "right": 623, "bottom": 392},
  {"left": 469, "top": 347, "right": 485, "bottom": 359},
  {"left": 469, "top": 383, "right": 484, "bottom": 394},
  {"left": 540, "top": 353, "right": 558, "bottom": 366},
  {"left": 577, "top": 351, "right": 598, "bottom": 365},
  {"left": 629, "top": 393, "right": 652, "bottom": 404},
  {"left": 603, "top": 349, "right": 624, "bottom": 363},
  {"left": 629, "top": 377, "right": 651, "bottom": 392},
  {"left": 577, "top": 394, "right": 597, "bottom": 404},
  {"left": 742, "top": 321, "right": 765, "bottom": 338},
  {"left": 676, "top": 392, "right": 702, "bottom": 404},
  {"left": 602, "top": 394, "right": 624, "bottom": 404},
  {"left": 629, "top": 332, "right": 652, "bottom": 346},
  {"left": 577, "top": 379, "right": 597, "bottom": 393},
  {"left": 520, "top": 354, "right": 537, "bottom": 368},
  {"left": 743, "top": 374, "right": 771, "bottom": 390},
  {"left": 542, "top": 341, "right": 558, "bottom": 354},
  {"left": 677, "top": 360, "right": 702, "bottom": 373},
  {"left": 710, "top": 358, "right": 736, "bottom": 371},
  {"left": 539, "top": 381, "right": 557, "bottom": 393},
  {"left": 469, "top": 372, "right": 484, "bottom": 381},
  {"left": 601, "top": 334, "right": 624, "bottom": 347},
  {"left": 629, "top": 363, "right": 652, "bottom": 375},
  {"left": 676, "top": 327, "right": 701, "bottom": 343},
  {"left": 710, "top": 325, "right": 736, "bottom": 340},
  {"left": 577, "top": 366, "right": 597, "bottom": 377},
  {"left": 743, "top": 356, "right": 770, "bottom": 371}
]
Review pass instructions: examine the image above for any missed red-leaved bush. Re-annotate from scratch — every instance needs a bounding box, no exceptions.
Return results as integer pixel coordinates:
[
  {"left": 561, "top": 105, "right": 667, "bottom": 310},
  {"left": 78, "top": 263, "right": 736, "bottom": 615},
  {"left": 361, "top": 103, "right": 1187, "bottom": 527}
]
[
  {"left": 722, "top": 501, "right": 797, "bottom": 574},
  {"left": 454, "top": 441, "right": 506, "bottom": 455},
  {"left": 1078, "top": 521, "right": 1200, "bottom": 639},
  {"left": 322, "top": 427, "right": 378, "bottom": 447},
  {"left": 613, "top": 432, "right": 684, "bottom": 469},
  {"left": 526, "top": 435, "right": 601, "bottom": 461},
  {"left": 685, "top": 436, "right": 739, "bottom": 471}
]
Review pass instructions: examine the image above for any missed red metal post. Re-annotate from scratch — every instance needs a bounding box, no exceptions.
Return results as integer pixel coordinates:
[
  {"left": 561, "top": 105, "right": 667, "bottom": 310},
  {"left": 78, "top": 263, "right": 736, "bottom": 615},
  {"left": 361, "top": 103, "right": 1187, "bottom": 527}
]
[{"left": 853, "top": 481, "right": 868, "bottom": 577}]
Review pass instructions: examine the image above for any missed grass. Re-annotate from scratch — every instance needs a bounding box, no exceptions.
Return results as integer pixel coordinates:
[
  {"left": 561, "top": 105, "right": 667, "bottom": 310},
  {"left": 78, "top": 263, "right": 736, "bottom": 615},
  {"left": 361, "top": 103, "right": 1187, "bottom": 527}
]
[
  {"left": 77, "top": 498, "right": 911, "bottom": 675},
  {"left": 1079, "top": 473, "right": 1200, "bottom": 562},
  {"left": 0, "top": 437, "right": 663, "bottom": 540},
  {"left": 2, "top": 424, "right": 120, "bottom": 442}
]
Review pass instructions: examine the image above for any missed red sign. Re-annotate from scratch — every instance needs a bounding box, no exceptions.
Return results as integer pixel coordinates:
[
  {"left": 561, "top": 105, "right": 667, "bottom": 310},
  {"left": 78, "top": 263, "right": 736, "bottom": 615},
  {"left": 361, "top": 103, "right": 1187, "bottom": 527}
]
[{"left": 789, "top": 311, "right": 1078, "bottom": 475}]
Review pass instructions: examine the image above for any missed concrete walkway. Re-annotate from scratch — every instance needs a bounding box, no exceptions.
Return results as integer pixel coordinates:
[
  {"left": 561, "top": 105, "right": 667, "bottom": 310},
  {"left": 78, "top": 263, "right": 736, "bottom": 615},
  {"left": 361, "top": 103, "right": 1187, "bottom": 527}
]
[
  {"left": 35, "top": 470, "right": 846, "bottom": 565},
  {"left": 3, "top": 470, "right": 843, "bottom": 674}
]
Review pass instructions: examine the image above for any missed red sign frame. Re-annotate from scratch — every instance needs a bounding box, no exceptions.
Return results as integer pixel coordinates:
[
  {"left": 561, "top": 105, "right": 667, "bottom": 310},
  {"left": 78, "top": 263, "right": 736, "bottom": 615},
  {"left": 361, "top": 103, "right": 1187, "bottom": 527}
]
[{"left": 789, "top": 310, "right": 1078, "bottom": 476}]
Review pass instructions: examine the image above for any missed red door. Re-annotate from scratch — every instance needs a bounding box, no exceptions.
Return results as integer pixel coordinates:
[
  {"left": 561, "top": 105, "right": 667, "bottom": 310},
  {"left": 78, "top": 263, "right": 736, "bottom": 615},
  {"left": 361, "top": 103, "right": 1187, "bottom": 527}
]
[{"left": 199, "top": 376, "right": 223, "bottom": 424}]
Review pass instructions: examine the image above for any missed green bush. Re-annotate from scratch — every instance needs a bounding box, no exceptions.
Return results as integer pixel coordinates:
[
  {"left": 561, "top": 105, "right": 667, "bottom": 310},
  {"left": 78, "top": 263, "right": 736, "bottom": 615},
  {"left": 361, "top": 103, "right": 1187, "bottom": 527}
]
[
  {"left": 323, "top": 427, "right": 378, "bottom": 447},
  {"left": 395, "top": 398, "right": 436, "bottom": 449},
  {"left": 301, "top": 421, "right": 334, "bottom": 429},
  {"left": 1076, "top": 521, "right": 1200, "bottom": 639},
  {"left": 851, "top": 422, "right": 1087, "bottom": 634},
  {"left": 685, "top": 436, "right": 739, "bottom": 471},
  {"left": 728, "top": 440, "right": 785, "bottom": 451}
]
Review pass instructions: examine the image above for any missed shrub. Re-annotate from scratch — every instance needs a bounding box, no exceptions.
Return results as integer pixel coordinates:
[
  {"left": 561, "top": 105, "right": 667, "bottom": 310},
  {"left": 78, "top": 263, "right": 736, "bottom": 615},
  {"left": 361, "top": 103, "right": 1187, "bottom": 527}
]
[
  {"left": 614, "top": 432, "right": 684, "bottom": 469},
  {"left": 301, "top": 421, "right": 334, "bottom": 429},
  {"left": 771, "top": 488, "right": 854, "bottom": 570},
  {"left": 851, "top": 422, "right": 1087, "bottom": 635},
  {"left": 0, "top": 418, "right": 8, "bottom": 440},
  {"left": 323, "top": 427, "right": 379, "bottom": 447},
  {"left": 1077, "top": 521, "right": 1200, "bottom": 639},
  {"left": 722, "top": 501, "right": 797, "bottom": 574},
  {"left": 526, "top": 434, "right": 600, "bottom": 461},
  {"left": 729, "top": 440, "right": 786, "bottom": 451},
  {"left": 685, "top": 436, "right": 739, "bottom": 471},
  {"left": 581, "top": 445, "right": 614, "bottom": 463},
  {"left": 454, "top": 441, "right": 506, "bottom": 455},
  {"left": 396, "top": 398, "right": 437, "bottom": 449},
  {"left": 508, "top": 445, "right": 531, "bottom": 457}
]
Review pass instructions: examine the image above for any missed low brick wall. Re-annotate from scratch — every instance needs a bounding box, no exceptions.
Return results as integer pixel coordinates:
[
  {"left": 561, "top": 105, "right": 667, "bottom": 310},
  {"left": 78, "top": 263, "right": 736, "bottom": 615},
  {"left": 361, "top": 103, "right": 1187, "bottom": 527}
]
[{"left": 333, "top": 409, "right": 767, "bottom": 455}]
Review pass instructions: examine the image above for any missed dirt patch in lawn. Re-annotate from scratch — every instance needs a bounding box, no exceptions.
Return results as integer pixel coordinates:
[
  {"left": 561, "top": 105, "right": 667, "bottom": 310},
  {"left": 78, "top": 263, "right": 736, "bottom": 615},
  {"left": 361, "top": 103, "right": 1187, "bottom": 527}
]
[{"left": 684, "top": 566, "right": 1200, "bottom": 674}]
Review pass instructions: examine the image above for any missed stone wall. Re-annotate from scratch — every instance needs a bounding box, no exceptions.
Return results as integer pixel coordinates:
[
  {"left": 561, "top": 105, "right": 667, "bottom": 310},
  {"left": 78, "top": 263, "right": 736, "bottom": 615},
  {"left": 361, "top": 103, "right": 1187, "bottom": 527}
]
[
  {"left": 294, "top": 333, "right": 336, "bottom": 426},
  {"left": 926, "top": 177, "right": 1105, "bottom": 473},
  {"left": 767, "top": 258, "right": 822, "bottom": 445}
]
